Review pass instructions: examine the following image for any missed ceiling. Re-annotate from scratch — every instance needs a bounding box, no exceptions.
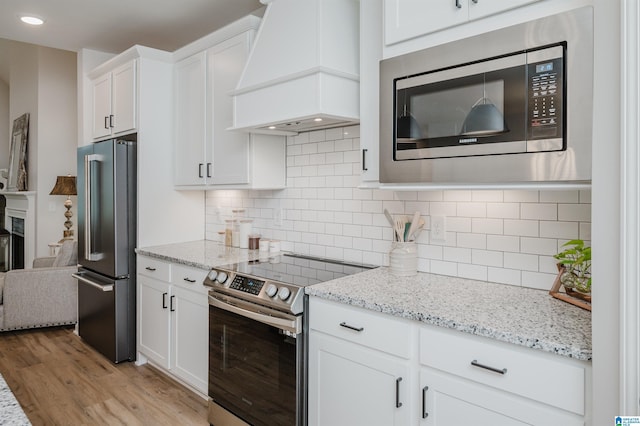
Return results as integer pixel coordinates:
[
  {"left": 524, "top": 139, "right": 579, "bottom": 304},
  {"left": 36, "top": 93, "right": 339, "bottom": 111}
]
[{"left": 0, "top": 0, "right": 264, "bottom": 84}]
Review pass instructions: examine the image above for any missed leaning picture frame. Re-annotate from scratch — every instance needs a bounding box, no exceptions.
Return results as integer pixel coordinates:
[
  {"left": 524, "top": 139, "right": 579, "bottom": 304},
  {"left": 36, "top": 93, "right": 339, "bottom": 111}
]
[{"left": 7, "top": 113, "right": 29, "bottom": 191}]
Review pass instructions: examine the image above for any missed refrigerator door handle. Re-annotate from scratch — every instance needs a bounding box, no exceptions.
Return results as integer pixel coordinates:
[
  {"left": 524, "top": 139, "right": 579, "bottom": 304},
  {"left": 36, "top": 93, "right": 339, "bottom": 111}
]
[
  {"left": 72, "top": 273, "right": 114, "bottom": 292},
  {"left": 84, "top": 154, "right": 104, "bottom": 261}
]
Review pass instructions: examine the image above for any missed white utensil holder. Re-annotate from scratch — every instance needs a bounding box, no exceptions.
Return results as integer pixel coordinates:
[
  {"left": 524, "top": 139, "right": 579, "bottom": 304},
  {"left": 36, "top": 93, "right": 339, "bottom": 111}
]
[{"left": 389, "top": 242, "right": 417, "bottom": 276}]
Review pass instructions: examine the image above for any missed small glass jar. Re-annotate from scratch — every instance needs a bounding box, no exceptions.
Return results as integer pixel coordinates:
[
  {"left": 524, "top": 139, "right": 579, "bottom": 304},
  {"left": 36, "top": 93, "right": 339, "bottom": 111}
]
[
  {"left": 239, "top": 220, "right": 253, "bottom": 249},
  {"left": 224, "top": 220, "right": 233, "bottom": 247}
]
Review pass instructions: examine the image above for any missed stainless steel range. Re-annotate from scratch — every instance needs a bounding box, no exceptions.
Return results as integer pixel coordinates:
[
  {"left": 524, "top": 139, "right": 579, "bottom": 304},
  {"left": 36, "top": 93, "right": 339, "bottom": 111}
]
[{"left": 204, "top": 253, "right": 375, "bottom": 426}]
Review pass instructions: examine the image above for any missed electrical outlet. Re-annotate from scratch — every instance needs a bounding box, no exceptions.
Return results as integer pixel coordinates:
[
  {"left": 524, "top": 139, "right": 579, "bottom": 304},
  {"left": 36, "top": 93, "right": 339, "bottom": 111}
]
[{"left": 431, "top": 215, "right": 446, "bottom": 242}]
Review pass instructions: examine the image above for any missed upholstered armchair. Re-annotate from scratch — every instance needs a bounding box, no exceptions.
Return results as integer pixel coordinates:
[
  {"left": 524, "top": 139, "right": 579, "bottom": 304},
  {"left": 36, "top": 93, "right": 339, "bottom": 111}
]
[{"left": 0, "top": 240, "right": 78, "bottom": 331}]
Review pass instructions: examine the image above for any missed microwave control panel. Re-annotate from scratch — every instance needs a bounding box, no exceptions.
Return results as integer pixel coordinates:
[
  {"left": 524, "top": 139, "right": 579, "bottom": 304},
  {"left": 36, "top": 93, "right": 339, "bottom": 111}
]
[{"left": 527, "top": 48, "right": 564, "bottom": 143}]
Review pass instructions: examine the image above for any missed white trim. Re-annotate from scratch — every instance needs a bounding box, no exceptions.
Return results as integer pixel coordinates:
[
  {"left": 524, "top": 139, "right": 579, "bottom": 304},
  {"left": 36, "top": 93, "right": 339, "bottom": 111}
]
[{"left": 620, "top": 0, "right": 640, "bottom": 415}]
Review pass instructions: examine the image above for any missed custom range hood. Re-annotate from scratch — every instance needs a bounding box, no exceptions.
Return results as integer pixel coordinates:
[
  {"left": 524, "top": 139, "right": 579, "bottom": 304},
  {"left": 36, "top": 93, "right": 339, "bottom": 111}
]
[{"left": 230, "top": 0, "right": 360, "bottom": 135}]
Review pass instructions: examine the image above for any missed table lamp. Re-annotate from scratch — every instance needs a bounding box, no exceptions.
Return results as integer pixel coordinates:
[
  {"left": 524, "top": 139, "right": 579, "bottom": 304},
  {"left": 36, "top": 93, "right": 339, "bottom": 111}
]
[{"left": 50, "top": 175, "right": 77, "bottom": 241}]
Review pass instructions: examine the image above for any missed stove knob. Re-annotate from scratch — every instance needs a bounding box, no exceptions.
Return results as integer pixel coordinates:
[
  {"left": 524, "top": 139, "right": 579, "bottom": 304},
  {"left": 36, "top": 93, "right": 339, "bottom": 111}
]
[
  {"left": 207, "top": 270, "right": 218, "bottom": 281},
  {"left": 265, "top": 284, "right": 278, "bottom": 298},
  {"left": 277, "top": 286, "right": 291, "bottom": 301},
  {"left": 216, "top": 272, "right": 228, "bottom": 284}
]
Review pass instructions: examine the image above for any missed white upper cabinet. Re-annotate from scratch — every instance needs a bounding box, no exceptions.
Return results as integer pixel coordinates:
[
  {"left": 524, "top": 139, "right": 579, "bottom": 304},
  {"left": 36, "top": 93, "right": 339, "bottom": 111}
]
[
  {"left": 91, "top": 59, "right": 137, "bottom": 139},
  {"left": 384, "top": 0, "right": 541, "bottom": 45},
  {"left": 173, "top": 16, "right": 286, "bottom": 190}
]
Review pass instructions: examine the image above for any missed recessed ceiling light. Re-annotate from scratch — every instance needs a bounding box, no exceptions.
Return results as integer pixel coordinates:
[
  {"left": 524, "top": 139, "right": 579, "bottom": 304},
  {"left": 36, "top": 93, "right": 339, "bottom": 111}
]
[
  {"left": 313, "top": 118, "right": 323, "bottom": 122},
  {"left": 19, "top": 15, "right": 45, "bottom": 26},
  {"left": 268, "top": 126, "right": 276, "bottom": 130}
]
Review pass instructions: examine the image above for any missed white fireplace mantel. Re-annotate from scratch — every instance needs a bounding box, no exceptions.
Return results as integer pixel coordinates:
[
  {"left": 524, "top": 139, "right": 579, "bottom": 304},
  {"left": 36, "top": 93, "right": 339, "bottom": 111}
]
[{"left": 1, "top": 191, "right": 36, "bottom": 269}]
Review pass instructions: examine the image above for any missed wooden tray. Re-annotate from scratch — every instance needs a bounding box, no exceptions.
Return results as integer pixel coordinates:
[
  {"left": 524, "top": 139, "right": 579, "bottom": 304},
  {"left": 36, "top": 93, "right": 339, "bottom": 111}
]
[{"left": 549, "top": 265, "right": 591, "bottom": 311}]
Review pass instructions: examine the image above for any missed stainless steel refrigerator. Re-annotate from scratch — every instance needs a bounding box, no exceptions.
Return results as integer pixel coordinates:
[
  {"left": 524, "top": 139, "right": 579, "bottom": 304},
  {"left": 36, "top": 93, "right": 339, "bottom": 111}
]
[{"left": 73, "top": 137, "right": 137, "bottom": 363}]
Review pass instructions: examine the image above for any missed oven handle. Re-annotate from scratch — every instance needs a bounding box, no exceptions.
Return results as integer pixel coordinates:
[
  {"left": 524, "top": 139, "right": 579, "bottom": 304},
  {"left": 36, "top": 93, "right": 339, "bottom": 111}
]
[{"left": 208, "top": 295, "right": 301, "bottom": 334}]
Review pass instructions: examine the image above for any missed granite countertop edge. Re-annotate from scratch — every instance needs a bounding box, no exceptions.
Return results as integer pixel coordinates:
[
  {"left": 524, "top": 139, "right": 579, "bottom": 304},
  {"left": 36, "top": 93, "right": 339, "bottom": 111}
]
[{"left": 136, "top": 240, "right": 592, "bottom": 362}]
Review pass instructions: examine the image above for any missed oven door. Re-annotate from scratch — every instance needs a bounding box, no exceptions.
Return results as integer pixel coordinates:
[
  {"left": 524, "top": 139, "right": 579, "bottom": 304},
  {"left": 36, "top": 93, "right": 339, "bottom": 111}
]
[{"left": 208, "top": 294, "right": 304, "bottom": 426}]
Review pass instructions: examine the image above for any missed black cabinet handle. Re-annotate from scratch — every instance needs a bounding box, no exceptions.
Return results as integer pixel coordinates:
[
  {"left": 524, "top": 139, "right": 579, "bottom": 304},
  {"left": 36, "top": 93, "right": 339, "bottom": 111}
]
[
  {"left": 472, "top": 0, "right": 478, "bottom": 3},
  {"left": 109, "top": 114, "right": 114, "bottom": 128},
  {"left": 471, "top": 359, "right": 507, "bottom": 375},
  {"left": 170, "top": 295, "right": 176, "bottom": 312},
  {"left": 104, "top": 116, "right": 109, "bottom": 130},
  {"left": 162, "top": 292, "right": 168, "bottom": 309},
  {"left": 455, "top": 0, "right": 462, "bottom": 8},
  {"left": 198, "top": 163, "right": 204, "bottom": 178},
  {"left": 145, "top": 266, "right": 156, "bottom": 271},
  {"left": 339, "top": 322, "right": 364, "bottom": 332},
  {"left": 422, "top": 386, "right": 429, "bottom": 419},
  {"left": 183, "top": 277, "right": 196, "bottom": 283},
  {"left": 395, "top": 377, "right": 403, "bottom": 408},
  {"left": 207, "top": 163, "right": 212, "bottom": 178},
  {"left": 362, "top": 149, "right": 368, "bottom": 171}
]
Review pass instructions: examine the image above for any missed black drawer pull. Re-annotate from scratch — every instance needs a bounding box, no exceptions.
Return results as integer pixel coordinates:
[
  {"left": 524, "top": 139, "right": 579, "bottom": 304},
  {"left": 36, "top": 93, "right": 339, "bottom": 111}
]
[
  {"left": 422, "top": 386, "right": 429, "bottom": 418},
  {"left": 145, "top": 266, "right": 157, "bottom": 271},
  {"left": 339, "top": 322, "right": 364, "bottom": 332},
  {"left": 362, "top": 149, "right": 368, "bottom": 171},
  {"left": 183, "top": 277, "right": 196, "bottom": 283},
  {"left": 395, "top": 377, "right": 403, "bottom": 408},
  {"left": 471, "top": 359, "right": 507, "bottom": 375},
  {"left": 162, "top": 292, "right": 168, "bottom": 309},
  {"left": 170, "top": 295, "right": 176, "bottom": 312}
]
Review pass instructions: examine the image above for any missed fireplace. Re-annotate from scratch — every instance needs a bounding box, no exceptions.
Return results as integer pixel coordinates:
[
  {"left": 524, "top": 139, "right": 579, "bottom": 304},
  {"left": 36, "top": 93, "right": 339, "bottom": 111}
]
[
  {"left": 2, "top": 191, "right": 36, "bottom": 269},
  {"left": 11, "top": 217, "right": 25, "bottom": 270}
]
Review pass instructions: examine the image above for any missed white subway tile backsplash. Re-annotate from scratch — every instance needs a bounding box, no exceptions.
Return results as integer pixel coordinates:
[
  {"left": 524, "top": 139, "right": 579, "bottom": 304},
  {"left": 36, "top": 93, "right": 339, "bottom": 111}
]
[
  {"left": 521, "top": 203, "right": 557, "bottom": 220},
  {"left": 558, "top": 204, "right": 591, "bottom": 222},
  {"left": 471, "top": 218, "right": 503, "bottom": 235},
  {"left": 205, "top": 125, "right": 591, "bottom": 289},
  {"left": 504, "top": 220, "right": 539, "bottom": 237},
  {"left": 487, "top": 235, "right": 520, "bottom": 252},
  {"left": 487, "top": 203, "right": 520, "bottom": 219},
  {"left": 520, "top": 237, "right": 558, "bottom": 256},
  {"left": 504, "top": 252, "right": 538, "bottom": 272},
  {"left": 539, "top": 221, "right": 579, "bottom": 239}
]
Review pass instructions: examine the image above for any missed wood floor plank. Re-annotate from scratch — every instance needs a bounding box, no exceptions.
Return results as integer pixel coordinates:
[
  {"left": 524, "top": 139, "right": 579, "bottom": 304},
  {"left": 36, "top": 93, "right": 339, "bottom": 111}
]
[{"left": 0, "top": 327, "right": 209, "bottom": 426}]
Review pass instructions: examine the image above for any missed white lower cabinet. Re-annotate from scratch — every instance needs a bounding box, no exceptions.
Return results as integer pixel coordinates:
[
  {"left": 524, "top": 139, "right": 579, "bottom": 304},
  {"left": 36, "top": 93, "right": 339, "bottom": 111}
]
[
  {"left": 137, "top": 256, "right": 209, "bottom": 394},
  {"left": 309, "top": 333, "right": 412, "bottom": 426},
  {"left": 308, "top": 296, "right": 591, "bottom": 426},
  {"left": 420, "top": 369, "right": 583, "bottom": 425}
]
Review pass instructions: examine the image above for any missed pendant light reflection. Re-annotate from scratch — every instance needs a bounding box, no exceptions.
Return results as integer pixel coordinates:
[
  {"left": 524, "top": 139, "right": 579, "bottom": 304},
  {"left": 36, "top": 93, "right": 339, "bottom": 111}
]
[
  {"left": 396, "top": 87, "right": 421, "bottom": 140},
  {"left": 461, "top": 75, "right": 508, "bottom": 136}
]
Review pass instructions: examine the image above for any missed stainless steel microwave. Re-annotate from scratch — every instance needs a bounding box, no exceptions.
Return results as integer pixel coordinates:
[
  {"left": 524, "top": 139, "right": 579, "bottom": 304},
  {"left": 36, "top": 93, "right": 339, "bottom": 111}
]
[{"left": 379, "top": 7, "right": 593, "bottom": 186}]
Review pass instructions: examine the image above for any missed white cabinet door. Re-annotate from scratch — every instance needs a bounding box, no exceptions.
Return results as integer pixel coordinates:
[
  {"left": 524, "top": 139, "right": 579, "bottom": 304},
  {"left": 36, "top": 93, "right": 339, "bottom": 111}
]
[
  {"left": 170, "top": 285, "right": 209, "bottom": 394},
  {"left": 420, "top": 368, "right": 584, "bottom": 425},
  {"left": 384, "top": 0, "right": 468, "bottom": 45},
  {"left": 360, "top": 0, "right": 382, "bottom": 185},
  {"left": 92, "top": 73, "right": 112, "bottom": 139},
  {"left": 468, "top": 0, "right": 540, "bottom": 20},
  {"left": 174, "top": 51, "right": 207, "bottom": 186},
  {"left": 91, "top": 59, "right": 137, "bottom": 140},
  {"left": 111, "top": 60, "right": 137, "bottom": 135},
  {"left": 138, "top": 275, "right": 171, "bottom": 369},
  {"left": 308, "top": 331, "right": 412, "bottom": 426},
  {"left": 207, "top": 35, "right": 250, "bottom": 185}
]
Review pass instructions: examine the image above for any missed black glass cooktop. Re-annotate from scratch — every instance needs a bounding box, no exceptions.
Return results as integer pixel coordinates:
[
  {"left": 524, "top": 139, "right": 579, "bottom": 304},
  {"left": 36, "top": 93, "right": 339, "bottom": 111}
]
[{"left": 217, "top": 253, "right": 377, "bottom": 288}]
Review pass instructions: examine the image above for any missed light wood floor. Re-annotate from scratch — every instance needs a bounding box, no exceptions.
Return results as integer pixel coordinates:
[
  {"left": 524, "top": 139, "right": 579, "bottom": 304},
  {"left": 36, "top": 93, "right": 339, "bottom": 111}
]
[{"left": 0, "top": 327, "right": 208, "bottom": 425}]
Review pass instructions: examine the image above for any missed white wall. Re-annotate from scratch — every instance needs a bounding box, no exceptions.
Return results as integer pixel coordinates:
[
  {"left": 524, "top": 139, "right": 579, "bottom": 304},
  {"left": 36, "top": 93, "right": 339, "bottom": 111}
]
[
  {"left": 9, "top": 41, "right": 78, "bottom": 257},
  {"left": 205, "top": 126, "right": 591, "bottom": 291},
  {"left": 36, "top": 47, "right": 77, "bottom": 252},
  {"left": 0, "top": 80, "right": 8, "bottom": 171}
]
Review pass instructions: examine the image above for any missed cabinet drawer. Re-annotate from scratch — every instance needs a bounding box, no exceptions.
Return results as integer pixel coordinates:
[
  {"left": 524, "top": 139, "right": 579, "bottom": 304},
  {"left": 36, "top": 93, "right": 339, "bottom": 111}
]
[
  {"left": 171, "top": 264, "right": 209, "bottom": 293},
  {"left": 419, "top": 326, "right": 585, "bottom": 415},
  {"left": 138, "top": 256, "right": 171, "bottom": 282},
  {"left": 309, "top": 298, "right": 412, "bottom": 359}
]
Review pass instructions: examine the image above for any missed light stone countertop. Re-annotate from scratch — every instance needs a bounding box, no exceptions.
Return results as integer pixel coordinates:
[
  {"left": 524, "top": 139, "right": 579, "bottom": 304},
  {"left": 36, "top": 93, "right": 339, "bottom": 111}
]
[
  {"left": 136, "top": 240, "right": 592, "bottom": 361},
  {"left": 135, "top": 240, "right": 263, "bottom": 270},
  {"left": 305, "top": 266, "right": 592, "bottom": 361}
]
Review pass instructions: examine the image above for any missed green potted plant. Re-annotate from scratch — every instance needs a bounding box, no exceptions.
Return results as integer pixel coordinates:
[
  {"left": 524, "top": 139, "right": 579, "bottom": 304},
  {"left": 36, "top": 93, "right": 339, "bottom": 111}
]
[{"left": 553, "top": 239, "right": 591, "bottom": 294}]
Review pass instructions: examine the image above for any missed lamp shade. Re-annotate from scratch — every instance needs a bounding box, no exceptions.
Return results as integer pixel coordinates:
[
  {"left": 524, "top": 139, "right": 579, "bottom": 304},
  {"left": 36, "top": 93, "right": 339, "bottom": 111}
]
[
  {"left": 49, "top": 175, "right": 77, "bottom": 196},
  {"left": 396, "top": 114, "right": 422, "bottom": 140}
]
